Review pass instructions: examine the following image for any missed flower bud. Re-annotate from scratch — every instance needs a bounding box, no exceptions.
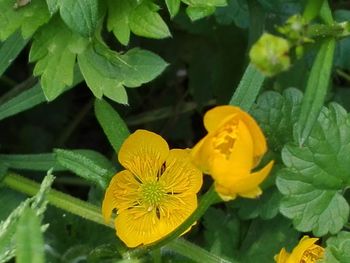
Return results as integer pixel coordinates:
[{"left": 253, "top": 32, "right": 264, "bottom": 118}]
[{"left": 249, "top": 33, "right": 290, "bottom": 76}]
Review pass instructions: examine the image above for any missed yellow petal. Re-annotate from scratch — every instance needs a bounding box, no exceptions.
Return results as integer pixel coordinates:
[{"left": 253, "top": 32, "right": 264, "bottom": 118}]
[
  {"left": 238, "top": 187, "right": 262, "bottom": 198},
  {"left": 115, "top": 194, "right": 198, "bottom": 247},
  {"left": 191, "top": 135, "right": 214, "bottom": 174},
  {"left": 203, "top": 105, "right": 267, "bottom": 167},
  {"left": 102, "top": 170, "right": 141, "bottom": 221},
  {"left": 161, "top": 149, "right": 203, "bottom": 194},
  {"left": 274, "top": 248, "right": 290, "bottom": 263},
  {"left": 102, "top": 175, "right": 118, "bottom": 223},
  {"left": 158, "top": 194, "right": 198, "bottom": 236},
  {"left": 214, "top": 183, "right": 237, "bottom": 201},
  {"left": 235, "top": 160, "right": 274, "bottom": 196},
  {"left": 115, "top": 208, "right": 161, "bottom": 247},
  {"left": 203, "top": 105, "right": 239, "bottom": 132},
  {"left": 214, "top": 161, "right": 273, "bottom": 200},
  {"left": 118, "top": 129, "right": 169, "bottom": 182},
  {"left": 237, "top": 109, "right": 267, "bottom": 166},
  {"left": 210, "top": 120, "right": 254, "bottom": 185},
  {"left": 287, "top": 236, "right": 321, "bottom": 263}
]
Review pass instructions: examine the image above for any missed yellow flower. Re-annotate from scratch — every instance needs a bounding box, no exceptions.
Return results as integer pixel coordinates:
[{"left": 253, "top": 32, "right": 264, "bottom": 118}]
[
  {"left": 102, "top": 129, "right": 202, "bottom": 247},
  {"left": 191, "top": 105, "right": 273, "bottom": 201},
  {"left": 274, "top": 236, "right": 324, "bottom": 263}
]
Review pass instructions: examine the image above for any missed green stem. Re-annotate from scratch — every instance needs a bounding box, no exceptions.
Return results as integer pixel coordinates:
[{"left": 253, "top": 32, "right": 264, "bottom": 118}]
[
  {"left": 3, "top": 173, "right": 113, "bottom": 229},
  {"left": 164, "top": 238, "right": 237, "bottom": 263},
  {"left": 0, "top": 76, "right": 36, "bottom": 104},
  {"left": 307, "top": 23, "right": 348, "bottom": 39},
  {"left": 128, "top": 186, "right": 219, "bottom": 258},
  {"left": 337, "top": 69, "right": 350, "bottom": 83},
  {"left": 3, "top": 173, "right": 228, "bottom": 262}
]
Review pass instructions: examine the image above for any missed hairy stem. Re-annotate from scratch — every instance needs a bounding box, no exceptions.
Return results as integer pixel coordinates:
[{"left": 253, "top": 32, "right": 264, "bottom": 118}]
[{"left": 3, "top": 173, "right": 113, "bottom": 228}]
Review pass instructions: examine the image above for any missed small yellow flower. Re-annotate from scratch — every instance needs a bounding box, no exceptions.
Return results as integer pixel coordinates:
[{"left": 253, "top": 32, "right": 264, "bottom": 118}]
[
  {"left": 102, "top": 130, "right": 202, "bottom": 247},
  {"left": 191, "top": 105, "right": 273, "bottom": 201},
  {"left": 274, "top": 236, "right": 324, "bottom": 263}
]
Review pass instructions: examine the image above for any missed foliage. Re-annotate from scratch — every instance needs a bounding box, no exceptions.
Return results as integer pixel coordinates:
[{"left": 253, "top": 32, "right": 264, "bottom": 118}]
[{"left": 1, "top": 0, "right": 350, "bottom": 262}]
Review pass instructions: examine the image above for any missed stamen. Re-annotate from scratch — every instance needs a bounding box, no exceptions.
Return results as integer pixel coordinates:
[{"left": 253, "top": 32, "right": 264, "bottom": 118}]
[
  {"left": 212, "top": 121, "right": 238, "bottom": 159},
  {"left": 141, "top": 181, "right": 166, "bottom": 208}
]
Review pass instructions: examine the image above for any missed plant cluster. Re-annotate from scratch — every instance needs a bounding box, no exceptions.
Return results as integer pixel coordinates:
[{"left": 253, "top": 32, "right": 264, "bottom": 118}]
[{"left": 1, "top": 0, "right": 350, "bottom": 262}]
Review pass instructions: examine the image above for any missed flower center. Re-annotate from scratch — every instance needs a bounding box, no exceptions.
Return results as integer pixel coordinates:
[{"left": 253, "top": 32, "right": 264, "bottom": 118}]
[
  {"left": 141, "top": 181, "right": 165, "bottom": 211},
  {"left": 301, "top": 246, "right": 324, "bottom": 263},
  {"left": 213, "top": 121, "right": 238, "bottom": 158}
]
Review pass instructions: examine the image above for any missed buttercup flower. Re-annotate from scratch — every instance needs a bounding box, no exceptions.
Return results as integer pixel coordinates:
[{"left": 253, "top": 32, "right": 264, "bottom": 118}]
[
  {"left": 191, "top": 105, "right": 273, "bottom": 201},
  {"left": 274, "top": 236, "right": 324, "bottom": 263},
  {"left": 102, "top": 130, "right": 202, "bottom": 247}
]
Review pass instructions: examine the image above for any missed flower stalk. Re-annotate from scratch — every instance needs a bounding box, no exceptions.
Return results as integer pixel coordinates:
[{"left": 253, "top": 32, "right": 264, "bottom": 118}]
[
  {"left": 128, "top": 185, "right": 219, "bottom": 257},
  {"left": 307, "top": 22, "right": 350, "bottom": 39},
  {"left": 3, "top": 172, "right": 113, "bottom": 228},
  {"left": 3, "top": 172, "right": 228, "bottom": 262},
  {"left": 165, "top": 238, "right": 236, "bottom": 263}
]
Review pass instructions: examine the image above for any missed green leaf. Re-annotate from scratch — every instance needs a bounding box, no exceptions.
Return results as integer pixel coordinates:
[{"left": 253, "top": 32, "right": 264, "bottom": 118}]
[
  {"left": 182, "top": 0, "right": 228, "bottom": 20},
  {"left": 77, "top": 43, "right": 128, "bottom": 103},
  {"left": 87, "top": 244, "right": 122, "bottom": 262},
  {"left": 322, "top": 232, "right": 350, "bottom": 263},
  {"left": 251, "top": 88, "right": 303, "bottom": 152},
  {"left": 277, "top": 103, "right": 350, "bottom": 236},
  {"left": 16, "top": 208, "right": 45, "bottom": 263},
  {"left": 0, "top": 164, "right": 8, "bottom": 184},
  {"left": 0, "top": 67, "right": 84, "bottom": 121},
  {"left": 0, "top": 31, "right": 28, "bottom": 76},
  {"left": 61, "top": 245, "right": 91, "bottom": 262},
  {"left": 0, "top": 83, "right": 44, "bottom": 121},
  {"left": 181, "top": 0, "right": 227, "bottom": 7},
  {"left": 59, "top": 0, "right": 99, "bottom": 37},
  {"left": 0, "top": 189, "right": 24, "bottom": 222},
  {"left": 229, "top": 63, "right": 265, "bottom": 111},
  {"left": 215, "top": 0, "right": 249, "bottom": 28},
  {"left": 107, "top": 0, "right": 135, "bottom": 46},
  {"left": 319, "top": 0, "right": 333, "bottom": 25},
  {"left": 94, "top": 99, "right": 130, "bottom": 153},
  {"left": 29, "top": 17, "right": 87, "bottom": 101},
  {"left": 277, "top": 168, "right": 348, "bottom": 236},
  {"left": 165, "top": 0, "right": 181, "bottom": 18},
  {"left": 0, "top": 0, "right": 50, "bottom": 40},
  {"left": 295, "top": 38, "right": 336, "bottom": 146},
  {"left": 334, "top": 10, "right": 350, "bottom": 71},
  {"left": 302, "top": 0, "right": 324, "bottom": 22},
  {"left": 43, "top": 207, "right": 118, "bottom": 261},
  {"left": 55, "top": 149, "right": 115, "bottom": 189},
  {"left": 78, "top": 41, "right": 168, "bottom": 104},
  {"left": 119, "top": 48, "right": 169, "bottom": 88},
  {"left": 238, "top": 216, "right": 298, "bottom": 263},
  {"left": 186, "top": 6, "right": 216, "bottom": 21},
  {"left": 46, "top": 0, "right": 59, "bottom": 14},
  {"left": 74, "top": 149, "right": 116, "bottom": 174},
  {"left": 235, "top": 187, "right": 282, "bottom": 220},
  {"left": 0, "top": 153, "right": 66, "bottom": 171},
  {"left": 0, "top": 174, "right": 53, "bottom": 263},
  {"left": 203, "top": 207, "right": 240, "bottom": 259},
  {"left": 129, "top": 1, "right": 171, "bottom": 39}
]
